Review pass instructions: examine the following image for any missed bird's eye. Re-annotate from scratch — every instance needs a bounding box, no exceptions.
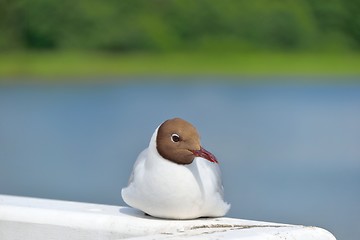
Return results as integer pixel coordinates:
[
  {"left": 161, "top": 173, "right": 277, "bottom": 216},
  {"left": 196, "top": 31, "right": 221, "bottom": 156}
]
[{"left": 171, "top": 133, "right": 180, "bottom": 143}]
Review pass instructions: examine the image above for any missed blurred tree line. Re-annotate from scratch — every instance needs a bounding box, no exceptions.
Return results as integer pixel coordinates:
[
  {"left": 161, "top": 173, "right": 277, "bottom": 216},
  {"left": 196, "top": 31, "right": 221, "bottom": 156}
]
[{"left": 1, "top": 0, "right": 359, "bottom": 53}]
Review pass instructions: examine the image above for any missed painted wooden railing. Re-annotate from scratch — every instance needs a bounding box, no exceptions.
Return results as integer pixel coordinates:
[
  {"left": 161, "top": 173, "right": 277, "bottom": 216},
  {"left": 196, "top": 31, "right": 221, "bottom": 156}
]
[{"left": 0, "top": 195, "right": 336, "bottom": 240}]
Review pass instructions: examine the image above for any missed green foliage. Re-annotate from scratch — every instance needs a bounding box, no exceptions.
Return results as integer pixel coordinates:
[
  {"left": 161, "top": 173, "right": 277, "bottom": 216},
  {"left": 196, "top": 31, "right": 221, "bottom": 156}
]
[
  {"left": 1, "top": 51, "right": 360, "bottom": 78},
  {"left": 0, "top": 0, "right": 359, "bottom": 52}
]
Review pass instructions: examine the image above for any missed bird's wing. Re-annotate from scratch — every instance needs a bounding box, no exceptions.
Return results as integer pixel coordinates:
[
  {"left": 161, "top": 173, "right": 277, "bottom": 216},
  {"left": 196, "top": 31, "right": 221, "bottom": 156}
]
[
  {"left": 213, "top": 162, "right": 225, "bottom": 197},
  {"left": 127, "top": 148, "right": 148, "bottom": 185}
]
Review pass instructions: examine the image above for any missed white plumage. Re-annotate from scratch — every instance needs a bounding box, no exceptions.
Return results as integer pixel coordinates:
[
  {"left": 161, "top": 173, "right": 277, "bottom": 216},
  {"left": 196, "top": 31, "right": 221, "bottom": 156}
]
[{"left": 121, "top": 126, "right": 230, "bottom": 219}]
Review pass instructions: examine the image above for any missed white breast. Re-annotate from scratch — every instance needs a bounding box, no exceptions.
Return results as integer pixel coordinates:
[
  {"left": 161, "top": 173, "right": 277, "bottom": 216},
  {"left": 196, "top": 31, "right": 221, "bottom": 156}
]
[{"left": 121, "top": 129, "right": 230, "bottom": 219}]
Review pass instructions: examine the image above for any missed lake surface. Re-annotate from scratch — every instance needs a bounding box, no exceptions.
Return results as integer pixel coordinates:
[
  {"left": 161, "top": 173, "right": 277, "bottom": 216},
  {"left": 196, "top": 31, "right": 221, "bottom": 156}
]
[{"left": 0, "top": 78, "right": 359, "bottom": 239}]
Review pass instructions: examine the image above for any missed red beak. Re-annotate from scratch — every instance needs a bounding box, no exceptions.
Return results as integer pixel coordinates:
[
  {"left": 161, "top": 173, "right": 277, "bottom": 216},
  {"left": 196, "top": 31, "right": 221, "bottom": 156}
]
[{"left": 191, "top": 147, "right": 218, "bottom": 164}]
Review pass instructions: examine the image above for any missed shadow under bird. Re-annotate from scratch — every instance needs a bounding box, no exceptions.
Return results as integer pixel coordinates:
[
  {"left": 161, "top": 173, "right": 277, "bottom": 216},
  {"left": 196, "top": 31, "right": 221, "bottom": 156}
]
[{"left": 121, "top": 118, "right": 230, "bottom": 219}]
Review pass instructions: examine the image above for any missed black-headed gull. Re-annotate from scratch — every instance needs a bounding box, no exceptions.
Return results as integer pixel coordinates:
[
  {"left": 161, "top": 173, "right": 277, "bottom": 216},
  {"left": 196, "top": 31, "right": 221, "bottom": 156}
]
[{"left": 121, "top": 118, "right": 230, "bottom": 219}]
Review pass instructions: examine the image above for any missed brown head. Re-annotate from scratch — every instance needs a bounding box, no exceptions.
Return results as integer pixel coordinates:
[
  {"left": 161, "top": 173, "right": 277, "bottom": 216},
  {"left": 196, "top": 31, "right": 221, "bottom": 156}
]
[{"left": 156, "top": 118, "right": 218, "bottom": 165}]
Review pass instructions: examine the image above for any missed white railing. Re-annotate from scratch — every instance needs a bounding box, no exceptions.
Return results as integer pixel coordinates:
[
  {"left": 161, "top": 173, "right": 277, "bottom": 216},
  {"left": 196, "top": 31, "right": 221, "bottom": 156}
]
[{"left": 0, "top": 195, "right": 336, "bottom": 240}]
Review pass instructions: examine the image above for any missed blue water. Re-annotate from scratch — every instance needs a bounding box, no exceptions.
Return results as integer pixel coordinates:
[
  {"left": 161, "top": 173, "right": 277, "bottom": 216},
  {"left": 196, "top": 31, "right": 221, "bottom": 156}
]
[{"left": 0, "top": 79, "right": 359, "bottom": 239}]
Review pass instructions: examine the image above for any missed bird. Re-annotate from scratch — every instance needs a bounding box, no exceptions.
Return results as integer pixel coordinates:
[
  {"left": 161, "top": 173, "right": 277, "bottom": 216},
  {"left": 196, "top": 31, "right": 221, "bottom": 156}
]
[{"left": 121, "top": 118, "right": 230, "bottom": 219}]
